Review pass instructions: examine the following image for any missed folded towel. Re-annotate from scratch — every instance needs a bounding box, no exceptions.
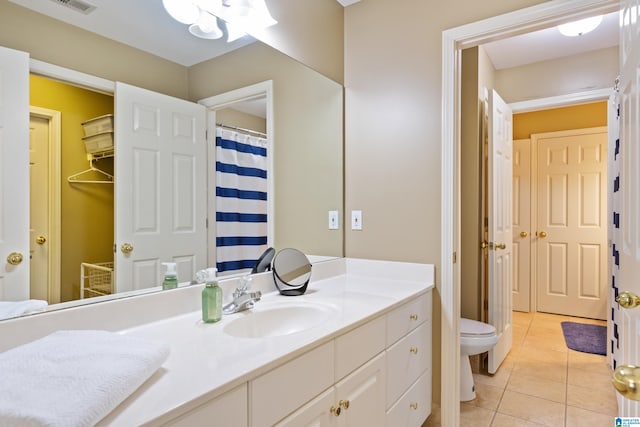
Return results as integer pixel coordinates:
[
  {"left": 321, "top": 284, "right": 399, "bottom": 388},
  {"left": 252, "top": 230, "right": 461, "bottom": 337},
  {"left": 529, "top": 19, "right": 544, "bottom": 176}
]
[
  {"left": 0, "top": 300, "right": 48, "bottom": 321},
  {"left": 0, "top": 330, "right": 170, "bottom": 427}
]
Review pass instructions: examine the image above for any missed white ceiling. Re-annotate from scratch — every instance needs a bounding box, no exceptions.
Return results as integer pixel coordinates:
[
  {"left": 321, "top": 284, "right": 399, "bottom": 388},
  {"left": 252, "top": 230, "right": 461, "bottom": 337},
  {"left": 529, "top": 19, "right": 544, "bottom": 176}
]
[
  {"left": 8, "top": 1, "right": 617, "bottom": 70},
  {"left": 483, "top": 11, "right": 619, "bottom": 70}
]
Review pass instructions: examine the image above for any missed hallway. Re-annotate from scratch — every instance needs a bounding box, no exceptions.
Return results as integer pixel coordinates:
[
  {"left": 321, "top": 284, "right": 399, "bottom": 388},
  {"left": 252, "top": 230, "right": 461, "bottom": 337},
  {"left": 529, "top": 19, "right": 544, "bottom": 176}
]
[{"left": 426, "top": 311, "right": 616, "bottom": 426}]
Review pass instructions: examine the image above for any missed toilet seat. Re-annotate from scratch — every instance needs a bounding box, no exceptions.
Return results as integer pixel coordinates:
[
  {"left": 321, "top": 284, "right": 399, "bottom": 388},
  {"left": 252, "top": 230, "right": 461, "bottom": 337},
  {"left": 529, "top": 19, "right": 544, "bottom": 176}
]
[{"left": 460, "top": 318, "right": 496, "bottom": 337}]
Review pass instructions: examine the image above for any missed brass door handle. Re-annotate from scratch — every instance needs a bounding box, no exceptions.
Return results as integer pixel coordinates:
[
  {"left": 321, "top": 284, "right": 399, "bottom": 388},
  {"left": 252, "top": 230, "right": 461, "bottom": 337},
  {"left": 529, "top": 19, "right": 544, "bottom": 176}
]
[
  {"left": 613, "top": 365, "right": 640, "bottom": 400},
  {"left": 7, "top": 252, "right": 23, "bottom": 265},
  {"left": 495, "top": 242, "right": 506, "bottom": 250},
  {"left": 616, "top": 291, "right": 640, "bottom": 309},
  {"left": 520, "top": 231, "right": 528, "bottom": 238},
  {"left": 121, "top": 243, "right": 134, "bottom": 254},
  {"left": 538, "top": 231, "right": 547, "bottom": 238},
  {"left": 36, "top": 235, "right": 46, "bottom": 245}
]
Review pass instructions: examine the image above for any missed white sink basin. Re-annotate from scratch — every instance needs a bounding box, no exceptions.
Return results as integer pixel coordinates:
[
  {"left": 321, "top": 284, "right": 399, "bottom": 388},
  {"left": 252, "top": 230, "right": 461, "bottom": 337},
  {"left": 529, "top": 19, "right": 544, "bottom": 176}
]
[{"left": 223, "top": 300, "right": 338, "bottom": 338}]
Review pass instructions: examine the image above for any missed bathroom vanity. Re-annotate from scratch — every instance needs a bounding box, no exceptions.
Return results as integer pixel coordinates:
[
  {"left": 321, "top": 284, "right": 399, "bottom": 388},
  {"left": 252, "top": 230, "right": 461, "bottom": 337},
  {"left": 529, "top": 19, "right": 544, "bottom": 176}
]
[{"left": 0, "top": 258, "right": 434, "bottom": 426}]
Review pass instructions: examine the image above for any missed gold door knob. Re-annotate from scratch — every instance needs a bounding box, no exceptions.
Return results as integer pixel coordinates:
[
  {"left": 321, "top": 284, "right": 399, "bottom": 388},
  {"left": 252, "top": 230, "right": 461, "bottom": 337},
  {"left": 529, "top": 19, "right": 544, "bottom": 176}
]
[
  {"left": 7, "top": 252, "right": 23, "bottom": 265},
  {"left": 495, "top": 242, "right": 506, "bottom": 250},
  {"left": 520, "top": 231, "right": 528, "bottom": 238},
  {"left": 36, "top": 235, "right": 46, "bottom": 245},
  {"left": 330, "top": 406, "right": 341, "bottom": 416},
  {"left": 410, "top": 402, "right": 419, "bottom": 410},
  {"left": 613, "top": 365, "right": 640, "bottom": 400},
  {"left": 121, "top": 243, "right": 134, "bottom": 254},
  {"left": 339, "top": 399, "right": 350, "bottom": 410},
  {"left": 538, "top": 231, "right": 547, "bottom": 238},
  {"left": 617, "top": 291, "right": 640, "bottom": 309}
]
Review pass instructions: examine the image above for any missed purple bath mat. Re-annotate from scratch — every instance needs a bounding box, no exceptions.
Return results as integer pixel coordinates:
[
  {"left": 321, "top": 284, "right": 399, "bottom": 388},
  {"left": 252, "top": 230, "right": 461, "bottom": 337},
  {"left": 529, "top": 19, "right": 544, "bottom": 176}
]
[{"left": 560, "top": 321, "right": 606, "bottom": 355}]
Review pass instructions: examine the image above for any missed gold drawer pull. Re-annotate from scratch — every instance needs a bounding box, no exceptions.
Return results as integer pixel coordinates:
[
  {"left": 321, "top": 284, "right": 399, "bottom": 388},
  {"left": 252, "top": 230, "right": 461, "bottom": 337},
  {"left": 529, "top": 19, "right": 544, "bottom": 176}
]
[
  {"left": 330, "top": 406, "right": 341, "bottom": 416},
  {"left": 410, "top": 314, "right": 418, "bottom": 321},
  {"left": 339, "top": 399, "right": 350, "bottom": 410},
  {"left": 410, "top": 402, "right": 418, "bottom": 410},
  {"left": 410, "top": 346, "right": 418, "bottom": 354}
]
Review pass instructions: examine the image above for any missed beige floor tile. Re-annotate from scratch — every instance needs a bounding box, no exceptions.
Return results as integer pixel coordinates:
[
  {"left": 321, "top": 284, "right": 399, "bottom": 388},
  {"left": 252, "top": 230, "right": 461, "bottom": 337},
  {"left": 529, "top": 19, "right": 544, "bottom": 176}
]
[
  {"left": 465, "top": 382, "right": 504, "bottom": 411},
  {"left": 497, "top": 390, "right": 565, "bottom": 427},
  {"left": 460, "top": 402, "right": 495, "bottom": 427},
  {"left": 512, "top": 358, "right": 567, "bottom": 383},
  {"left": 567, "top": 350, "right": 611, "bottom": 376},
  {"left": 474, "top": 367, "right": 512, "bottom": 389},
  {"left": 522, "top": 334, "right": 569, "bottom": 353},
  {"left": 567, "top": 383, "right": 618, "bottom": 416},
  {"left": 517, "top": 343, "right": 568, "bottom": 365},
  {"left": 566, "top": 405, "right": 616, "bottom": 427},
  {"left": 506, "top": 372, "right": 566, "bottom": 403},
  {"left": 491, "top": 413, "right": 546, "bottom": 427},
  {"left": 567, "top": 366, "right": 613, "bottom": 388},
  {"left": 422, "top": 403, "right": 440, "bottom": 427}
]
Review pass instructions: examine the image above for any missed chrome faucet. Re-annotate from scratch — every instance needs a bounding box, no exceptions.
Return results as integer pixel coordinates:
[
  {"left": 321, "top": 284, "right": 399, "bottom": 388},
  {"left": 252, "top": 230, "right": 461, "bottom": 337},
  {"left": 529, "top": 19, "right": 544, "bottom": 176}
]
[{"left": 223, "top": 275, "right": 262, "bottom": 314}]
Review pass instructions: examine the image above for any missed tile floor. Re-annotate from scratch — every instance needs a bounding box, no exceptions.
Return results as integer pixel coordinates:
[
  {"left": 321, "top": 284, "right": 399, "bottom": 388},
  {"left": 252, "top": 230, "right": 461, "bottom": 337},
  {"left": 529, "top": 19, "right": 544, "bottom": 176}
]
[{"left": 424, "top": 311, "right": 617, "bottom": 426}]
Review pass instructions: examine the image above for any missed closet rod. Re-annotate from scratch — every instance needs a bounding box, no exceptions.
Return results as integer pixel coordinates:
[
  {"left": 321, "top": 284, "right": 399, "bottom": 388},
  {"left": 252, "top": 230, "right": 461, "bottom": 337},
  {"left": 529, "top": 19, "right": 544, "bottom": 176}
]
[{"left": 216, "top": 123, "right": 267, "bottom": 138}]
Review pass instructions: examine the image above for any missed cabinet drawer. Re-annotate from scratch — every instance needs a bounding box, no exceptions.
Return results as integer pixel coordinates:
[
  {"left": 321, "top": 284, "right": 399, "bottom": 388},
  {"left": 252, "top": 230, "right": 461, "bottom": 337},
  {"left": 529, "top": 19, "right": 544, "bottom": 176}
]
[
  {"left": 386, "top": 322, "right": 431, "bottom": 407},
  {"left": 386, "top": 370, "right": 431, "bottom": 427},
  {"left": 163, "top": 384, "right": 247, "bottom": 427},
  {"left": 387, "top": 292, "right": 431, "bottom": 347},
  {"left": 251, "top": 341, "right": 334, "bottom": 427},
  {"left": 335, "top": 315, "right": 386, "bottom": 381}
]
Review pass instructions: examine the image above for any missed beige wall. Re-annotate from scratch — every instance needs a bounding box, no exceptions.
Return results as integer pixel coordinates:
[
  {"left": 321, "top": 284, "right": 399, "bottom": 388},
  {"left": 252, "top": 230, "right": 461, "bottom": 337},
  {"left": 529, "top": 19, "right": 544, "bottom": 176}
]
[
  {"left": 189, "top": 42, "right": 344, "bottom": 257},
  {"left": 495, "top": 46, "right": 618, "bottom": 103},
  {"left": 0, "top": 0, "right": 189, "bottom": 99},
  {"left": 343, "top": 0, "right": 548, "bottom": 405}
]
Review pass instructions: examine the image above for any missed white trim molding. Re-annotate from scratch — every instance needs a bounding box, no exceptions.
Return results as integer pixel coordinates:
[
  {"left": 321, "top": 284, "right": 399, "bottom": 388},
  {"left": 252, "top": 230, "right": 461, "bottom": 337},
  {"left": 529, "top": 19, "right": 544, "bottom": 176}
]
[
  {"left": 440, "top": 0, "right": 618, "bottom": 424},
  {"left": 509, "top": 88, "right": 612, "bottom": 113}
]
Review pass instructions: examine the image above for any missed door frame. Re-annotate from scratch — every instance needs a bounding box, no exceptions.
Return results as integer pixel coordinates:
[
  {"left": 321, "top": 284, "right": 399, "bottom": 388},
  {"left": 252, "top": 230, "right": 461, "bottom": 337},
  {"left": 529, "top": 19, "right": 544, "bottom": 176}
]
[
  {"left": 29, "top": 106, "right": 62, "bottom": 304},
  {"left": 440, "top": 0, "right": 618, "bottom": 423}
]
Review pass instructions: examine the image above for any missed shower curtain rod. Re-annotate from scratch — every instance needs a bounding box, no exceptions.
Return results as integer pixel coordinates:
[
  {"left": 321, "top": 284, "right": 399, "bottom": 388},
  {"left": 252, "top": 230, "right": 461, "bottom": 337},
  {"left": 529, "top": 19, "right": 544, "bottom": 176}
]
[{"left": 216, "top": 123, "right": 267, "bottom": 138}]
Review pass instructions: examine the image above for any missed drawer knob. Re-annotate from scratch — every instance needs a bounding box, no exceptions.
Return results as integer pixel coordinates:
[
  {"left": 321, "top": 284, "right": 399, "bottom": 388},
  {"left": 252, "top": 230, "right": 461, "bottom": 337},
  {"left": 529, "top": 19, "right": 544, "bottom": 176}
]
[
  {"left": 339, "top": 399, "right": 350, "bottom": 410},
  {"left": 410, "top": 402, "right": 418, "bottom": 410},
  {"left": 410, "top": 346, "right": 419, "bottom": 354},
  {"left": 410, "top": 314, "right": 418, "bottom": 321},
  {"left": 330, "top": 406, "right": 341, "bottom": 417}
]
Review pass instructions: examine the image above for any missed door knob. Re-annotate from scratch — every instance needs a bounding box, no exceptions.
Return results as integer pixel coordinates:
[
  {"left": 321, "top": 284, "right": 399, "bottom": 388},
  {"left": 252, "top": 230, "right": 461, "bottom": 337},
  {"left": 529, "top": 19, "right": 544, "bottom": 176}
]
[
  {"left": 7, "top": 252, "right": 23, "bottom": 265},
  {"left": 520, "top": 231, "right": 528, "bottom": 238},
  {"left": 120, "top": 243, "right": 134, "bottom": 254},
  {"left": 616, "top": 291, "right": 640, "bottom": 309},
  {"left": 36, "top": 235, "right": 46, "bottom": 245},
  {"left": 495, "top": 242, "right": 506, "bottom": 250},
  {"left": 538, "top": 231, "right": 547, "bottom": 238},
  {"left": 613, "top": 365, "right": 640, "bottom": 400}
]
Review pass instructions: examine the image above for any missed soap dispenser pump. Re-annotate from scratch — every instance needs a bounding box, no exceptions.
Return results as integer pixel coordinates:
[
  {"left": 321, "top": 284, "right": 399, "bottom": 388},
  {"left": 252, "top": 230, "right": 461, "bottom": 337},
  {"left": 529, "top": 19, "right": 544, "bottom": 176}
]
[
  {"left": 202, "top": 268, "right": 222, "bottom": 323},
  {"left": 161, "top": 262, "right": 178, "bottom": 290}
]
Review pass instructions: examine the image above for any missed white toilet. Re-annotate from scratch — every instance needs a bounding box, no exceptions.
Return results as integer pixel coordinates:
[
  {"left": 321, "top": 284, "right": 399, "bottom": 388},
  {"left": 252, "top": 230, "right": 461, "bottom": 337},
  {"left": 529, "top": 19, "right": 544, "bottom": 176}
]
[{"left": 460, "top": 317, "right": 499, "bottom": 401}]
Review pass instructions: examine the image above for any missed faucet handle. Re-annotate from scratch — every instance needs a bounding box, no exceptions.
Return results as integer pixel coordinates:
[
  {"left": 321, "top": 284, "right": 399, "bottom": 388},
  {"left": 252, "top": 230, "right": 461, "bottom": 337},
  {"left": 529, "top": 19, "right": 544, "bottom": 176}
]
[{"left": 239, "top": 274, "right": 252, "bottom": 291}]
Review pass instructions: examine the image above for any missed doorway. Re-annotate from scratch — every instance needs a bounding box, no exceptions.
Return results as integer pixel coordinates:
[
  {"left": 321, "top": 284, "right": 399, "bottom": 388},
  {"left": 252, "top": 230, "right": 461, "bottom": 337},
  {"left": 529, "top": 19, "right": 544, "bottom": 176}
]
[{"left": 441, "top": 0, "right": 619, "bottom": 422}]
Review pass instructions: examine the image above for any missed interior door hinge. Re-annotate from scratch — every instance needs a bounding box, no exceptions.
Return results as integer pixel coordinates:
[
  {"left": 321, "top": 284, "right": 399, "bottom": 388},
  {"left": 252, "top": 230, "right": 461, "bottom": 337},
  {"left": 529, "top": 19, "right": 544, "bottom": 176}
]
[
  {"left": 453, "top": 251, "right": 457, "bottom": 263},
  {"left": 113, "top": 244, "right": 117, "bottom": 253}
]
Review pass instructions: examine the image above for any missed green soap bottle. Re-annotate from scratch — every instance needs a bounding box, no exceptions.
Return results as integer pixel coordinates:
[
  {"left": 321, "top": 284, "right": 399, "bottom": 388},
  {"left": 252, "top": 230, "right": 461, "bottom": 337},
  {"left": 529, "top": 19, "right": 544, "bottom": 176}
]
[
  {"left": 202, "top": 268, "right": 222, "bottom": 323},
  {"left": 161, "top": 262, "right": 178, "bottom": 290}
]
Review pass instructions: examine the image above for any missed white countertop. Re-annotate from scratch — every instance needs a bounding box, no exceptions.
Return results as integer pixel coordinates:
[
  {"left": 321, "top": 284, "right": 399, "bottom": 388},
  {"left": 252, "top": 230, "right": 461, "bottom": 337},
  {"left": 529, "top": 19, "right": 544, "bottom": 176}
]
[{"left": 0, "top": 258, "right": 434, "bottom": 426}]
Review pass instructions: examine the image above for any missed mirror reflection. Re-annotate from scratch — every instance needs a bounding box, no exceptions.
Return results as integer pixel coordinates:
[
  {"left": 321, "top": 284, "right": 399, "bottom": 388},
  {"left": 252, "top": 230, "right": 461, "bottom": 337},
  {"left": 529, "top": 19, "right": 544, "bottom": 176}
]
[{"left": 6, "top": 37, "right": 343, "bottom": 317}]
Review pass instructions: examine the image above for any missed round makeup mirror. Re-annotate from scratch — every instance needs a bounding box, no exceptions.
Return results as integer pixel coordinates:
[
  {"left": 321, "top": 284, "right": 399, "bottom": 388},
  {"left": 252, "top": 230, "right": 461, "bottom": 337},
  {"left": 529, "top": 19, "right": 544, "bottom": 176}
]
[{"left": 272, "top": 248, "right": 312, "bottom": 296}]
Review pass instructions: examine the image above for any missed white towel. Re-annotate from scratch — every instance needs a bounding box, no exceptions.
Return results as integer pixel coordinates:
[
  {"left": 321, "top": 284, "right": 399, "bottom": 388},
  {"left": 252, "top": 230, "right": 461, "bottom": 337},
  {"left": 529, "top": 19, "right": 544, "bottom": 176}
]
[
  {"left": 0, "top": 330, "right": 170, "bottom": 427},
  {"left": 0, "top": 300, "right": 48, "bottom": 320}
]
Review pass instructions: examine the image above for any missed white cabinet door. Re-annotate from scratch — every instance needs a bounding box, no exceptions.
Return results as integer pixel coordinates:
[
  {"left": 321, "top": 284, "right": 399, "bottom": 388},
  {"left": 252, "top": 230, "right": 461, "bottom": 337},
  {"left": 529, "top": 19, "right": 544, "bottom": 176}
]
[
  {"left": 275, "top": 388, "right": 337, "bottom": 427},
  {"left": 114, "top": 82, "right": 207, "bottom": 291},
  {"left": 335, "top": 353, "right": 386, "bottom": 427},
  {"left": 0, "top": 46, "right": 29, "bottom": 301}
]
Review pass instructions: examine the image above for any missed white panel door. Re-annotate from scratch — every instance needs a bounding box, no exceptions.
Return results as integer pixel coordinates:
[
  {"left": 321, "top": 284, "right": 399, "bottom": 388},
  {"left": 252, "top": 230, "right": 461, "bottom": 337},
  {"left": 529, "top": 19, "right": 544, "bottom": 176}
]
[
  {"left": 115, "top": 82, "right": 207, "bottom": 292},
  {"left": 0, "top": 46, "right": 29, "bottom": 301},
  {"left": 615, "top": 0, "right": 640, "bottom": 416},
  {"left": 535, "top": 128, "right": 608, "bottom": 320},
  {"left": 487, "top": 89, "right": 513, "bottom": 374},
  {"left": 512, "top": 138, "right": 531, "bottom": 312}
]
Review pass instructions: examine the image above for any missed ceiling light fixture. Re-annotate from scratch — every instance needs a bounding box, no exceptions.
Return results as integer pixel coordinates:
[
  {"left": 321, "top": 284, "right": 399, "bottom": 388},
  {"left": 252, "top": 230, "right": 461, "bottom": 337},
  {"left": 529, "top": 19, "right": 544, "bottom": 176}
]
[
  {"left": 558, "top": 15, "right": 603, "bottom": 37},
  {"left": 162, "top": 0, "right": 277, "bottom": 42}
]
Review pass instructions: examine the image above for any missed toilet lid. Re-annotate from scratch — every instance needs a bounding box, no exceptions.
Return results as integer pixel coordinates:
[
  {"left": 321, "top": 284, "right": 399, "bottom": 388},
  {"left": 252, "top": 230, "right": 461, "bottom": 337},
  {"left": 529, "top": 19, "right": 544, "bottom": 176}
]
[{"left": 460, "top": 318, "right": 496, "bottom": 337}]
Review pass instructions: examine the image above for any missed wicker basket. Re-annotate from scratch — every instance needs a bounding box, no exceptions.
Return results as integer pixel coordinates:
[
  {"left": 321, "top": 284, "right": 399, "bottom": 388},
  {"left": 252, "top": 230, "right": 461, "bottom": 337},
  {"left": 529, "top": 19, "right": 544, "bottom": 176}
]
[{"left": 81, "top": 262, "right": 114, "bottom": 298}]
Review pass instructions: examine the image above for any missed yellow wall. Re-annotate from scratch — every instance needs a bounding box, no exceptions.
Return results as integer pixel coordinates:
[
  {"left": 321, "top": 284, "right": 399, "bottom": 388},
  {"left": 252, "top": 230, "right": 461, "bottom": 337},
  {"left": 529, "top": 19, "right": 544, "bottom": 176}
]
[
  {"left": 514, "top": 101, "right": 608, "bottom": 139},
  {"left": 30, "top": 75, "right": 114, "bottom": 302}
]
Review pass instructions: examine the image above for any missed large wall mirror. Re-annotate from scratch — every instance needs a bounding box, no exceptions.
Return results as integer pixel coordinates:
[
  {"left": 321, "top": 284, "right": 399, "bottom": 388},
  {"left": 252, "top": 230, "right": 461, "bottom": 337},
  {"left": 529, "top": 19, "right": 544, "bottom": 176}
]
[{"left": 0, "top": 0, "right": 343, "bottom": 319}]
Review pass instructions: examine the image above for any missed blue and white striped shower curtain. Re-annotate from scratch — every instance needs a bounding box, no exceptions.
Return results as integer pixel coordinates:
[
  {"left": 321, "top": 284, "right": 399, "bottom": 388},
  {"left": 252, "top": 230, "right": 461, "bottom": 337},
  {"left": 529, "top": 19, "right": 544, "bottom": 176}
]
[{"left": 215, "top": 128, "right": 268, "bottom": 275}]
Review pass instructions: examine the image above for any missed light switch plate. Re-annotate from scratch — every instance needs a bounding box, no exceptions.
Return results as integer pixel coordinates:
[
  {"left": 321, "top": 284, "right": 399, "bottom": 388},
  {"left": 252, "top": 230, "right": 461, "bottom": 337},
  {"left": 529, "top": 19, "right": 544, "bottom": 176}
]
[
  {"left": 328, "top": 210, "right": 339, "bottom": 230},
  {"left": 351, "top": 210, "right": 362, "bottom": 230}
]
